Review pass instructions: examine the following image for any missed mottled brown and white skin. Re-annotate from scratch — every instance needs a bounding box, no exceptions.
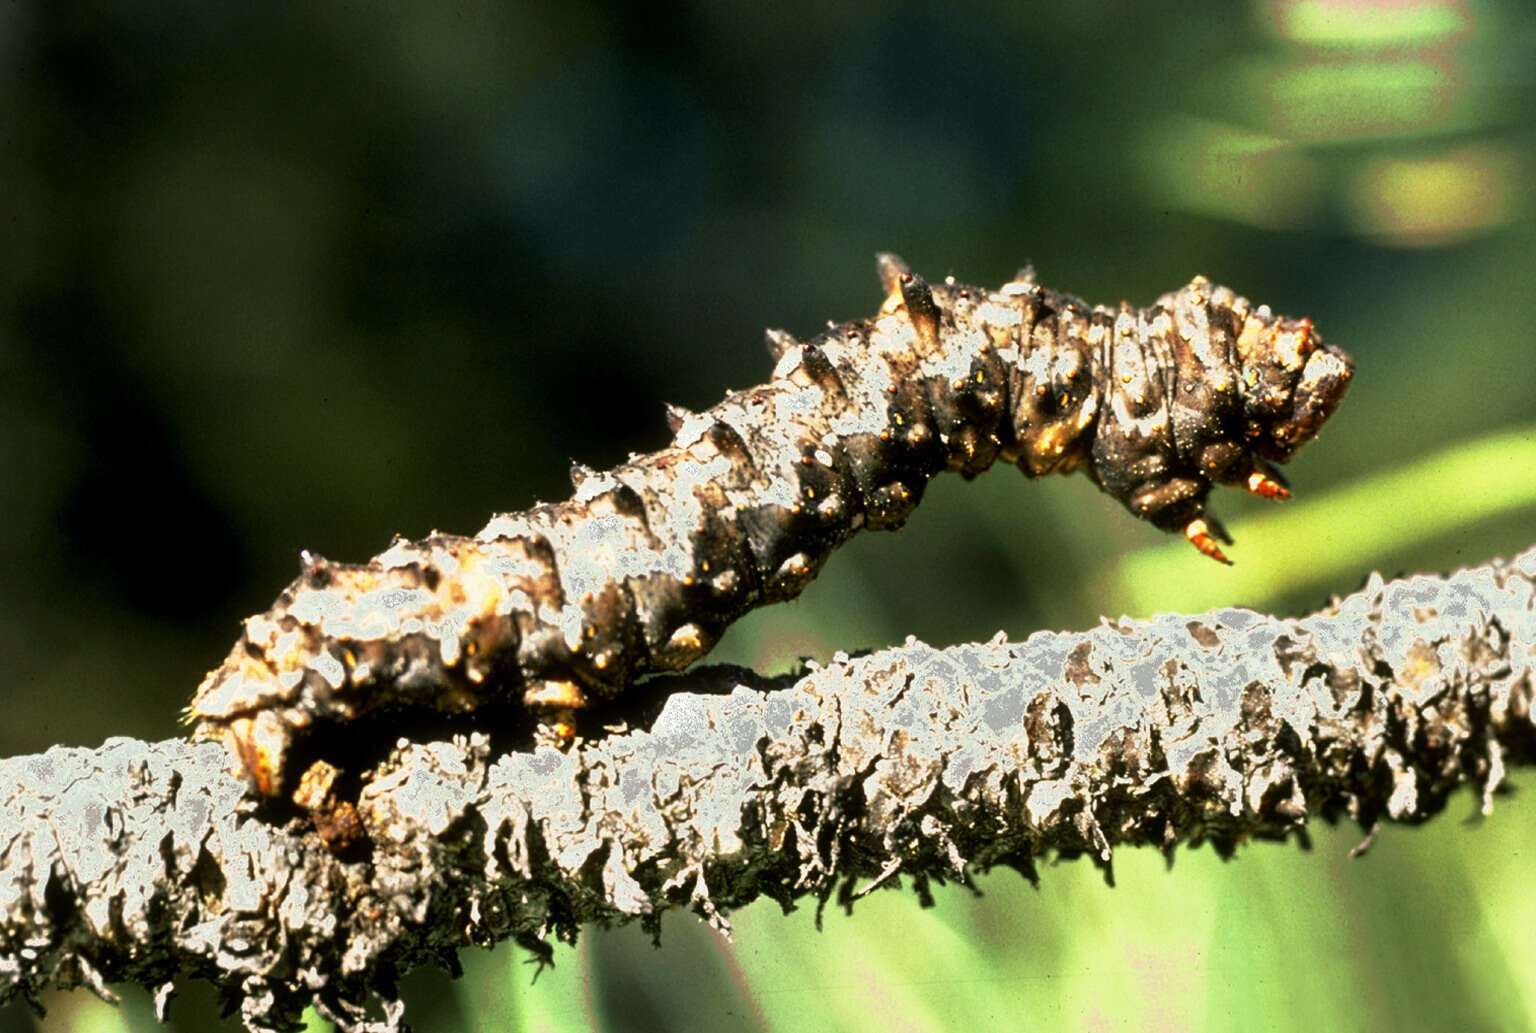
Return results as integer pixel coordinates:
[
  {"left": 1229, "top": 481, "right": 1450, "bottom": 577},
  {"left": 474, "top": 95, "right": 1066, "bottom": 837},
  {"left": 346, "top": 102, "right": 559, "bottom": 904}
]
[{"left": 187, "top": 254, "right": 1353, "bottom": 823}]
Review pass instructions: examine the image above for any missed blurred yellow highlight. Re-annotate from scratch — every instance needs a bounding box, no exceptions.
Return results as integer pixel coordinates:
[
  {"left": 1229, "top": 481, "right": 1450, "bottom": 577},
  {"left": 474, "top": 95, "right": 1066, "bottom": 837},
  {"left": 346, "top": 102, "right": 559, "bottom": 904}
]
[
  {"left": 1110, "top": 426, "right": 1536, "bottom": 616},
  {"left": 1267, "top": 0, "right": 1470, "bottom": 49},
  {"left": 1349, "top": 143, "right": 1521, "bottom": 246}
]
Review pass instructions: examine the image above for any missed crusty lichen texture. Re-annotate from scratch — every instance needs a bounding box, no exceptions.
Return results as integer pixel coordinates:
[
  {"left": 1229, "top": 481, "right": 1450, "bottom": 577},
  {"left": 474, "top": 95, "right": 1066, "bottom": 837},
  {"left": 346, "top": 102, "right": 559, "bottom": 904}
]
[
  {"left": 187, "top": 254, "right": 1352, "bottom": 802},
  {"left": 6, "top": 548, "right": 1532, "bottom": 1031}
]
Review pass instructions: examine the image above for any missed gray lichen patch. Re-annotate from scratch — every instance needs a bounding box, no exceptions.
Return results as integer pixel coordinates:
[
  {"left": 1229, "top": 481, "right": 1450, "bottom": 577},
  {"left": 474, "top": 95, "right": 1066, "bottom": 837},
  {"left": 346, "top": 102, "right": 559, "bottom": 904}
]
[{"left": 3, "top": 547, "right": 1534, "bottom": 1031}]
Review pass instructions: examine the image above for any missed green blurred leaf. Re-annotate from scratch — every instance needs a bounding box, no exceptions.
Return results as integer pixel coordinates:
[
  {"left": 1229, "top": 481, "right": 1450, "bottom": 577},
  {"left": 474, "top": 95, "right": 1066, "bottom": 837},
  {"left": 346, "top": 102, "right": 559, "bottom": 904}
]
[
  {"left": 455, "top": 940, "right": 595, "bottom": 1033},
  {"left": 1270, "top": 0, "right": 1469, "bottom": 48},
  {"left": 1135, "top": 116, "right": 1324, "bottom": 230}
]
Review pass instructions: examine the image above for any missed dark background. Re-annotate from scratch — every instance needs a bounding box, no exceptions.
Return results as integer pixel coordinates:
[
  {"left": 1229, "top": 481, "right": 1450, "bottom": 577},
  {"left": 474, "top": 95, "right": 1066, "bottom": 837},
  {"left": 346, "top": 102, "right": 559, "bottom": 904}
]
[{"left": 5, "top": 2, "right": 1536, "bottom": 1030}]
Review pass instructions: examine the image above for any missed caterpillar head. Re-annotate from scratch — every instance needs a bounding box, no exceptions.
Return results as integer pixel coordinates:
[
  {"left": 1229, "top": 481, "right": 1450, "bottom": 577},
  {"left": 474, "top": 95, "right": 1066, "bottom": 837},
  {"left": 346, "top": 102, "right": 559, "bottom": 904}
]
[
  {"left": 1088, "top": 279, "right": 1352, "bottom": 563},
  {"left": 1233, "top": 312, "right": 1354, "bottom": 464}
]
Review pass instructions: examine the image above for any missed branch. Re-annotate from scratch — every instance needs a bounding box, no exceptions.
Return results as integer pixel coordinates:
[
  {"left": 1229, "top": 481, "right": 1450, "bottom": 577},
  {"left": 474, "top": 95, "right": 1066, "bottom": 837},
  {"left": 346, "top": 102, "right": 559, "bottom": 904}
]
[{"left": 4, "top": 548, "right": 1534, "bottom": 1031}]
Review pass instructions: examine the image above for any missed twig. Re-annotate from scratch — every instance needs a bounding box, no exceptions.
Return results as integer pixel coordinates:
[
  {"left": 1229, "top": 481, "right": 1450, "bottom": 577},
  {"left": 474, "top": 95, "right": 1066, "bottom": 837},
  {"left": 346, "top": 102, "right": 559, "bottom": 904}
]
[{"left": 3, "top": 547, "right": 1533, "bottom": 1031}]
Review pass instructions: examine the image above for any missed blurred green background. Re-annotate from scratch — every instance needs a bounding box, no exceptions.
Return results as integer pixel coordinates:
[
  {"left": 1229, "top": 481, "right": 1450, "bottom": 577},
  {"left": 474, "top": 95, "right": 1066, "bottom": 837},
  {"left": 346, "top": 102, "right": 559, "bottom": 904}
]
[{"left": 4, "top": 0, "right": 1536, "bottom": 1030}]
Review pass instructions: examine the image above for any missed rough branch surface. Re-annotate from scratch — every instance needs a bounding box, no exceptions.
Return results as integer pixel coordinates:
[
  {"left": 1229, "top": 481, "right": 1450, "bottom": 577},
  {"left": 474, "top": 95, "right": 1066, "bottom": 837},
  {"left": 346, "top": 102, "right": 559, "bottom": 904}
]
[{"left": 4, "top": 547, "right": 1535, "bottom": 1031}]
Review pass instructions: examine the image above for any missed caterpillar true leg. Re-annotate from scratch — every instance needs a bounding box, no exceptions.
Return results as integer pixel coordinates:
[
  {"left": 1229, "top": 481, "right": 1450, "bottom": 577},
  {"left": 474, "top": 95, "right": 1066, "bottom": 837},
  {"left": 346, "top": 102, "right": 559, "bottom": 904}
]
[
  {"left": 1184, "top": 518, "right": 1234, "bottom": 566},
  {"left": 1245, "top": 469, "right": 1291, "bottom": 500}
]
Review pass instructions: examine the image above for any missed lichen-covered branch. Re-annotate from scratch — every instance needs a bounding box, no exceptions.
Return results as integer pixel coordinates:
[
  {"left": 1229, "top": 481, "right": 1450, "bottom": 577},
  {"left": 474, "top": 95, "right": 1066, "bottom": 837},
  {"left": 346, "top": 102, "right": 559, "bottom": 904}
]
[{"left": 4, "top": 548, "right": 1535, "bottom": 1031}]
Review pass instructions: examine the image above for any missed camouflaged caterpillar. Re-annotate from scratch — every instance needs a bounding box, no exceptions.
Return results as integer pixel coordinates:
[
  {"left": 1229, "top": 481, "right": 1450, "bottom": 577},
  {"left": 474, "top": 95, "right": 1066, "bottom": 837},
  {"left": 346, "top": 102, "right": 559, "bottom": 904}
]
[{"left": 187, "top": 254, "right": 1352, "bottom": 841}]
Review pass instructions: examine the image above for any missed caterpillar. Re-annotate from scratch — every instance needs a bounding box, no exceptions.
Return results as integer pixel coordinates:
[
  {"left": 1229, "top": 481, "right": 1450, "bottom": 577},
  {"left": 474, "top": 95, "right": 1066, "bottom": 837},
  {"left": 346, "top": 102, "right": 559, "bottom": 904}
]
[{"left": 187, "top": 254, "right": 1352, "bottom": 844}]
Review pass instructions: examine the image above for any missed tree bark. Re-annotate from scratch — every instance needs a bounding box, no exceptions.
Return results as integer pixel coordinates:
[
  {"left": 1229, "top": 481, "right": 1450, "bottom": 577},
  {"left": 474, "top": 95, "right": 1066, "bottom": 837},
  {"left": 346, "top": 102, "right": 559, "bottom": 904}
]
[{"left": 3, "top": 547, "right": 1533, "bottom": 1032}]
